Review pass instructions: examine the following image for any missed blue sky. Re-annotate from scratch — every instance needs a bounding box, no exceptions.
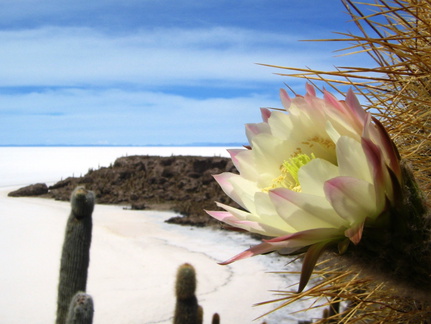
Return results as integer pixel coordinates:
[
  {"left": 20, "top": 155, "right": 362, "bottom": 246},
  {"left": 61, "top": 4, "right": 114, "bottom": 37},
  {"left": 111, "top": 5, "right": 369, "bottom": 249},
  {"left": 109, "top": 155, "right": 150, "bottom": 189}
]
[{"left": 0, "top": 0, "right": 374, "bottom": 146}]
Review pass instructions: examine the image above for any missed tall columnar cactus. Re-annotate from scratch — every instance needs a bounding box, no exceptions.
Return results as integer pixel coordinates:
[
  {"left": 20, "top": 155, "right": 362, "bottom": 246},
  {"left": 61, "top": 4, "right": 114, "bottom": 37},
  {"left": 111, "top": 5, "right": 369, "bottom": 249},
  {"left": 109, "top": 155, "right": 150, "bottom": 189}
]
[
  {"left": 65, "top": 292, "right": 94, "bottom": 324},
  {"left": 173, "top": 263, "right": 203, "bottom": 324},
  {"left": 56, "top": 186, "right": 95, "bottom": 324}
]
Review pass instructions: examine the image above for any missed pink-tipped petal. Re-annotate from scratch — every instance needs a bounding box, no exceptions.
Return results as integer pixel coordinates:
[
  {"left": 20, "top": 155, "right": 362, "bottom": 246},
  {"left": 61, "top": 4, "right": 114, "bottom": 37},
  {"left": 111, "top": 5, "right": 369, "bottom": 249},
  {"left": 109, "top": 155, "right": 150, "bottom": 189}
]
[
  {"left": 324, "top": 176, "right": 377, "bottom": 224},
  {"left": 344, "top": 221, "right": 365, "bottom": 245},
  {"left": 218, "top": 241, "right": 279, "bottom": 265},
  {"left": 361, "top": 137, "right": 384, "bottom": 180},
  {"left": 266, "top": 227, "right": 343, "bottom": 244},
  {"left": 361, "top": 112, "right": 375, "bottom": 139},
  {"left": 219, "top": 227, "right": 342, "bottom": 265},
  {"left": 213, "top": 172, "right": 259, "bottom": 211},
  {"left": 324, "top": 90, "right": 364, "bottom": 135},
  {"left": 280, "top": 88, "right": 291, "bottom": 110},
  {"left": 245, "top": 122, "right": 270, "bottom": 138},
  {"left": 371, "top": 116, "right": 402, "bottom": 180},
  {"left": 211, "top": 201, "right": 291, "bottom": 236},
  {"left": 213, "top": 173, "right": 235, "bottom": 196},
  {"left": 205, "top": 210, "right": 235, "bottom": 223},
  {"left": 324, "top": 90, "right": 346, "bottom": 114},
  {"left": 226, "top": 148, "right": 245, "bottom": 172},
  {"left": 225, "top": 149, "right": 255, "bottom": 178},
  {"left": 345, "top": 88, "right": 367, "bottom": 123},
  {"left": 260, "top": 107, "right": 271, "bottom": 123},
  {"left": 205, "top": 208, "right": 264, "bottom": 234},
  {"left": 305, "top": 82, "right": 316, "bottom": 96},
  {"left": 361, "top": 137, "right": 386, "bottom": 209},
  {"left": 227, "top": 148, "right": 242, "bottom": 162}
]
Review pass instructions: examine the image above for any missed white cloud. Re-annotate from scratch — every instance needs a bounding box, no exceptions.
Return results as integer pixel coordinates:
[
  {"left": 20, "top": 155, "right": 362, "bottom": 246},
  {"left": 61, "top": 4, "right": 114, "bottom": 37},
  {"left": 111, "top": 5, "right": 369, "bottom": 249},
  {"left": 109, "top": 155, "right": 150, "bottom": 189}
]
[
  {"left": 0, "top": 14, "right": 377, "bottom": 145},
  {"left": 0, "top": 26, "right": 367, "bottom": 87},
  {"left": 0, "top": 88, "right": 283, "bottom": 145}
]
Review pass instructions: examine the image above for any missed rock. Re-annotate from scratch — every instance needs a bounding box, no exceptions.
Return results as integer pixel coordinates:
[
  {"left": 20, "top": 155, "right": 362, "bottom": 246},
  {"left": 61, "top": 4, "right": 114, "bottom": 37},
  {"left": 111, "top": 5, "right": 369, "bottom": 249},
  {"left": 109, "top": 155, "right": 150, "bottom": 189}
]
[
  {"left": 8, "top": 183, "right": 48, "bottom": 197},
  {"left": 131, "top": 202, "right": 146, "bottom": 210},
  {"left": 9, "top": 155, "right": 240, "bottom": 228}
]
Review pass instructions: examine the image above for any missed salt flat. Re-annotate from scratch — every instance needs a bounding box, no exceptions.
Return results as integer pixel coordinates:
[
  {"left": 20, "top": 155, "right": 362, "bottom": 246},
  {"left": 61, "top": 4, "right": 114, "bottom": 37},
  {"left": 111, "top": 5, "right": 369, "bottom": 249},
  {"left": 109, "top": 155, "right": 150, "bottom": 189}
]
[
  {"left": 0, "top": 186, "right": 322, "bottom": 323},
  {"left": 0, "top": 147, "right": 321, "bottom": 323}
]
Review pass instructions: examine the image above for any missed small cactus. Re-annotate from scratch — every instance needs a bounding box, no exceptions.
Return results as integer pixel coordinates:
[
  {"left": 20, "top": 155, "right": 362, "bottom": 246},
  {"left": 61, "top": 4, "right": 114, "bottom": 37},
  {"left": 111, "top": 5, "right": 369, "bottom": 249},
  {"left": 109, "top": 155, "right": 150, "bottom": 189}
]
[
  {"left": 197, "top": 306, "right": 203, "bottom": 324},
  {"left": 212, "top": 313, "right": 220, "bottom": 324},
  {"left": 56, "top": 186, "right": 95, "bottom": 324},
  {"left": 174, "top": 263, "right": 202, "bottom": 324},
  {"left": 65, "top": 292, "right": 94, "bottom": 324}
]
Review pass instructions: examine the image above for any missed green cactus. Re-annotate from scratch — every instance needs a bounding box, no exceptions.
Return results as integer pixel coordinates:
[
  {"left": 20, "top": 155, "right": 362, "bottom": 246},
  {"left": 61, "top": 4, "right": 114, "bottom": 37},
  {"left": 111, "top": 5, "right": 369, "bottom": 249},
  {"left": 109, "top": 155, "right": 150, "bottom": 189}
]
[
  {"left": 65, "top": 292, "right": 94, "bottom": 324},
  {"left": 197, "top": 305, "right": 203, "bottom": 324},
  {"left": 173, "top": 263, "right": 202, "bottom": 324},
  {"left": 211, "top": 313, "right": 220, "bottom": 324},
  {"left": 56, "top": 186, "right": 95, "bottom": 324}
]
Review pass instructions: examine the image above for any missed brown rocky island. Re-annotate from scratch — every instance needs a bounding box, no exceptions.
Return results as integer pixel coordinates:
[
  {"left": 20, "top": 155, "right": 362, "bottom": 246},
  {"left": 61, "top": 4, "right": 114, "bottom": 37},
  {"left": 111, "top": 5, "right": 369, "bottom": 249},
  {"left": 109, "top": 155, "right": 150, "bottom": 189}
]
[{"left": 9, "top": 155, "right": 239, "bottom": 227}]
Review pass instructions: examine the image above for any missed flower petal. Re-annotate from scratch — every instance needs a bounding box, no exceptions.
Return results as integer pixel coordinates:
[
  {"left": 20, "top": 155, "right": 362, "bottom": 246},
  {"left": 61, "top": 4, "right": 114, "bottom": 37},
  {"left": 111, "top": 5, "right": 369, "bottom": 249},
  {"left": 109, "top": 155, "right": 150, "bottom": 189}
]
[
  {"left": 323, "top": 97, "right": 361, "bottom": 140},
  {"left": 218, "top": 241, "right": 279, "bottom": 265},
  {"left": 267, "top": 110, "right": 295, "bottom": 140},
  {"left": 324, "top": 176, "right": 378, "bottom": 224},
  {"left": 245, "top": 122, "right": 271, "bottom": 143},
  {"left": 325, "top": 120, "right": 341, "bottom": 144},
  {"left": 251, "top": 134, "right": 295, "bottom": 186},
  {"left": 336, "top": 136, "right": 373, "bottom": 183},
  {"left": 227, "top": 149, "right": 256, "bottom": 181},
  {"left": 219, "top": 227, "right": 343, "bottom": 265},
  {"left": 298, "top": 158, "right": 339, "bottom": 196},
  {"left": 280, "top": 88, "right": 292, "bottom": 109},
  {"left": 214, "top": 172, "right": 256, "bottom": 211},
  {"left": 305, "top": 83, "right": 316, "bottom": 96},
  {"left": 253, "top": 192, "right": 297, "bottom": 233},
  {"left": 212, "top": 201, "right": 293, "bottom": 236},
  {"left": 369, "top": 116, "right": 402, "bottom": 181},
  {"left": 260, "top": 107, "right": 271, "bottom": 123},
  {"left": 361, "top": 137, "right": 387, "bottom": 209},
  {"left": 205, "top": 208, "right": 266, "bottom": 234},
  {"left": 269, "top": 188, "right": 346, "bottom": 230},
  {"left": 344, "top": 221, "right": 365, "bottom": 245},
  {"left": 345, "top": 88, "right": 367, "bottom": 125}
]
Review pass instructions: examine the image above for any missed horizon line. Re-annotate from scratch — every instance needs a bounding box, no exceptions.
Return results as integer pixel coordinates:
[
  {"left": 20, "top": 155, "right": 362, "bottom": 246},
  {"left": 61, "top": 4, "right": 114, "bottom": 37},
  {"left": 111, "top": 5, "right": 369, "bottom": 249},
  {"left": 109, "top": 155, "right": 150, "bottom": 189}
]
[{"left": 0, "top": 143, "right": 245, "bottom": 148}]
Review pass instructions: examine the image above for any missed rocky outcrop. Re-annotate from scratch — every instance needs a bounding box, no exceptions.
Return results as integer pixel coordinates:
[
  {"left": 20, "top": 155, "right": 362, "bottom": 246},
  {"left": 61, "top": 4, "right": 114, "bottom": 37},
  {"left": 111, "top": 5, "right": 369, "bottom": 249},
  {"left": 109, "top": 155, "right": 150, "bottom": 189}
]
[
  {"left": 8, "top": 183, "right": 48, "bottom": 197},
  {"left": 8, "top": 155, "right": 239, "bottom": 227}
]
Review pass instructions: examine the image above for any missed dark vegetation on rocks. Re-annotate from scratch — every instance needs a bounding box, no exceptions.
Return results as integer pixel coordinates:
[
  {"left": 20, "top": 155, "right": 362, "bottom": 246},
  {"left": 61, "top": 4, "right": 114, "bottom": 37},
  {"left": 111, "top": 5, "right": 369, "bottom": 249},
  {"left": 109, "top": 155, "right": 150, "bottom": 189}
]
[
  {"left": 8, "top": 155, "right": 240, "bottom": 227},
  {"left": 8, "top": 183, "right": 49, "bottom": 197}
]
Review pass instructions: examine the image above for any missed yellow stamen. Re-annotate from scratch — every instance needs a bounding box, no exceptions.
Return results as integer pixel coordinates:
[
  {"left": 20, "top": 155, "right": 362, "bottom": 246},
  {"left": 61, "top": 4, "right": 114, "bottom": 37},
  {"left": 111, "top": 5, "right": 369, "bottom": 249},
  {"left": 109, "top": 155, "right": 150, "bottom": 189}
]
[{"left": 263, "top": 153, "right": 316, "bottom": 192}]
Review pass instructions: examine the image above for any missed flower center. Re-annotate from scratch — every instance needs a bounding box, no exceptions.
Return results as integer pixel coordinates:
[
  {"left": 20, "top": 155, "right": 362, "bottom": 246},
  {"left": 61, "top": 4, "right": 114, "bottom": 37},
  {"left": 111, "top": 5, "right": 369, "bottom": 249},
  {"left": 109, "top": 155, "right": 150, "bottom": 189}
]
[{"left": 264, "top": 153, "right": 316, "bottom": 192}]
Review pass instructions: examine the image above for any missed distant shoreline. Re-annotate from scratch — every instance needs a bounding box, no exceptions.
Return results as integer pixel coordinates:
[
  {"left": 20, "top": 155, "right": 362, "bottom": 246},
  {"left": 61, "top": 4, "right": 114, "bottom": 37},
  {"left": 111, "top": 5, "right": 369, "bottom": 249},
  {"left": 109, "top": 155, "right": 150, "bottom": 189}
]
[
  {"left": 0, "top": 143, "right": 245, "bottom": 148},
  {"left": 7, "top": 155, "right": 240, "bottom": 228}
]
